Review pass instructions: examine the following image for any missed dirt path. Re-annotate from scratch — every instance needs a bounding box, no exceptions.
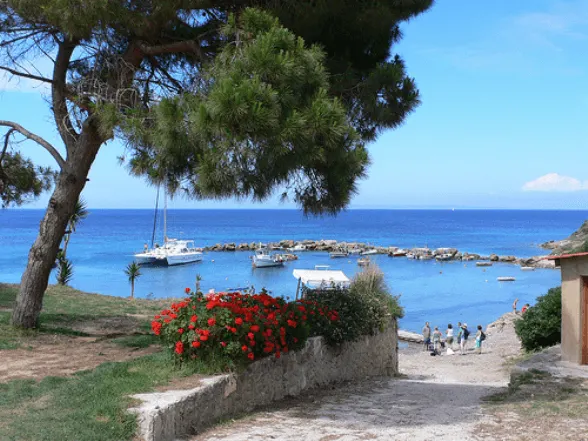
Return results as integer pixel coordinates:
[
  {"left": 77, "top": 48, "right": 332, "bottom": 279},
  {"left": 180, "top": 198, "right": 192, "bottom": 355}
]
[{"left": 193, "top": 314, "right": 521, "bottom": 441}]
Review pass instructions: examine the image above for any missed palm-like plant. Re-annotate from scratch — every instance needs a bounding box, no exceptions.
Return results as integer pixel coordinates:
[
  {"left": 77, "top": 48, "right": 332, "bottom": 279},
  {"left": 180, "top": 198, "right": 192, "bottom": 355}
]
[
  {"left": 62, "top": 198, "right": 89, "bottom": 258},
  {"left": 124, "top": 262, "right": 142, "bottom": 299},
  {"left": 195, "top": 274, "right": 202, "bottom": 293},
  {"left": 56, "top": 258, "right": 74, "bottom": 286}
]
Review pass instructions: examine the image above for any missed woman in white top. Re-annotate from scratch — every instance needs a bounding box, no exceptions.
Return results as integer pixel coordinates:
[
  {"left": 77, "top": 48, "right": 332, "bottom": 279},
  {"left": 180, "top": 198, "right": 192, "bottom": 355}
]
[{"left": 446, "top": 324, "right": 454, "bottom": 349}]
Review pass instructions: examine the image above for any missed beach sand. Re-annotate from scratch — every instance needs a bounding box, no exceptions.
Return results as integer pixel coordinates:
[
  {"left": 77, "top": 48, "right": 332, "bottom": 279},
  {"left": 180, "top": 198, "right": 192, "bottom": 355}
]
[{"left": 192, "top": 313, "right": 521, "bottom": 440}]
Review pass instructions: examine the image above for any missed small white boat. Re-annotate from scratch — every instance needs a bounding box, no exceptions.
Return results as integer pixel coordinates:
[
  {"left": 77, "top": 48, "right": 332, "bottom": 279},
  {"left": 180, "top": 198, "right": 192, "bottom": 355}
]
[
  {"left": 476, "top": 262, "right": 493, "bottom": 267},
  {"left": 406, "top": 253, "right": 416, "bottom": 259},
  {"left": 520, "top": 266, "right": 535, "bottom": 271},
  {"left": 252, "top": 248, "right": 284, "bottom": 268},
  {"left": 419, "top": 254, "right": 434, "bottom": 260},
  {"left": 435, "top": 253, "right": 453, "bottom": 261},
  {"left": 329, "top": 250, "right": 349, "bottom": 258},
  {"left": 288, "top": 244, "right": 307, "bottom": 252},
  {"left": 357, "top": 257, "right": 371, "bottom": 267},
  {"left": 360, "top": 249, "right": 378, "bottom": 256},
  {"left": 497, "top": 276, "right": 516, "bottom": 282},
  {"left": 391, "top": 249, "right": 407, "bottom": 257},
  {"left": 348, "top": 248, "right": 362, "bottom": 255}
]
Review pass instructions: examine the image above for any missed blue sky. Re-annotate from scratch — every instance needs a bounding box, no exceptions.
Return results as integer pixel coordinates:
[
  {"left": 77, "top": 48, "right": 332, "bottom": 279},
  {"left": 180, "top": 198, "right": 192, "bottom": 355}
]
[{"left": 1, "top": 0, "right": 588, "bottom": 210}]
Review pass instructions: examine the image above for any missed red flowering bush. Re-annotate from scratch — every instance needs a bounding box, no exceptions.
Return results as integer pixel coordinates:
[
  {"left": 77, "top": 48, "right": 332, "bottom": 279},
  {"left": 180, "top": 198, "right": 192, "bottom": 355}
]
[{"left": 151, "top": 289, "right": 338, "bottom": 366}]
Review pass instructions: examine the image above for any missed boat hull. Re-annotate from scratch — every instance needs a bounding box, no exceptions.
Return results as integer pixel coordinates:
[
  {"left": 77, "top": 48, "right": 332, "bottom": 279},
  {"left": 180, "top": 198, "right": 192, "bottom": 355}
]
[
  {"left": 166, "top": 252, "right": 203, "bottom": 266},
  {"left": 252, "top": 259, "right": 284, "bottom": 268}
]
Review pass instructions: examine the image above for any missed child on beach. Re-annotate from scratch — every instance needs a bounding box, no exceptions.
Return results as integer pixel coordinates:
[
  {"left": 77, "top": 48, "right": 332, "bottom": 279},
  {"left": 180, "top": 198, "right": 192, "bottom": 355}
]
[
  {"left": 432, "top": 327, "right": 443, "bottom": 354},
  {"left": 475, "top": 325, "right": 485, "bottom": 354}
]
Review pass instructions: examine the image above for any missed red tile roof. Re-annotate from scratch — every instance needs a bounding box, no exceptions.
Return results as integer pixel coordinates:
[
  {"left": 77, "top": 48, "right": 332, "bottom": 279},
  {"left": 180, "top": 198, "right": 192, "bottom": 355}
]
[{"left": 545, "top": 252, "right": 588, "bottom": 260}]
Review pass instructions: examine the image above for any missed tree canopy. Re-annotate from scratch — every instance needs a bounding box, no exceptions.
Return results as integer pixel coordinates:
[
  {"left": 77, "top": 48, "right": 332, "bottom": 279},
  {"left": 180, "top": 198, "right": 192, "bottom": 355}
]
[{"left": 1, "top": 0, "right": 432, "bottom": 213}]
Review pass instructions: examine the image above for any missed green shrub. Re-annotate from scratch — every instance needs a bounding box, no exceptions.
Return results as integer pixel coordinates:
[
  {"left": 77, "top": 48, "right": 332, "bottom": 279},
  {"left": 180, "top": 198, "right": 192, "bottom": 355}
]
[
  {"left": 515, "top": 287, "right": 561, "bottom": 351},
  {"left": 304, "top": 265, "right": 401, "bottom": 345}
]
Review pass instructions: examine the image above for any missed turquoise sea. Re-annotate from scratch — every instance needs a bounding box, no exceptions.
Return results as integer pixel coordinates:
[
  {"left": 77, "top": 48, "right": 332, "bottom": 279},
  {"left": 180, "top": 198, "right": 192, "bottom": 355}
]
[{"left": 1, "top": 209, "right": 582, "bottom": 332}]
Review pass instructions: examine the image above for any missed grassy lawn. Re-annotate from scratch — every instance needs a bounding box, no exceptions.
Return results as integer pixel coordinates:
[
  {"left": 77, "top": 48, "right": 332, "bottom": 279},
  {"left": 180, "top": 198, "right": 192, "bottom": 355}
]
[
  {"left": 0, "top": 283, "right": 171, "bottom": 349},
  {"left": 0, "top": 283, "right": 220, "bottom": 440}
]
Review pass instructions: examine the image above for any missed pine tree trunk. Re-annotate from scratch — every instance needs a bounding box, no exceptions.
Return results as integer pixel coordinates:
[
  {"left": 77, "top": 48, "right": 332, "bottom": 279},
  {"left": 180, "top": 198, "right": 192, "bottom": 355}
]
[{"left": 11, "top": 128, "right": 103, "bottom": 328}]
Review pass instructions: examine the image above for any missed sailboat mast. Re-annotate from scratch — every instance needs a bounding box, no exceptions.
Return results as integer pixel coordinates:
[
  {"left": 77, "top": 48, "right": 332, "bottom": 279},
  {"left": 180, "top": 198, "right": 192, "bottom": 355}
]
[{"left": 163, "top": 189, "right": 168, "bottom": 244}]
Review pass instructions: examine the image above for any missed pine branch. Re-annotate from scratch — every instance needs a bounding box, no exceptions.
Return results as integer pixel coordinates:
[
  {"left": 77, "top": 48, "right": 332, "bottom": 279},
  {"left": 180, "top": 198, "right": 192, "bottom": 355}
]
[
  {"left": 0, "top": 65, "right": 53, "bottom": 84},
  {"left": 137, "top": 40, "right": 202, "bottom": 57},
  {"left": 0, "top": 120, "right": 66, "bottom": 170}
]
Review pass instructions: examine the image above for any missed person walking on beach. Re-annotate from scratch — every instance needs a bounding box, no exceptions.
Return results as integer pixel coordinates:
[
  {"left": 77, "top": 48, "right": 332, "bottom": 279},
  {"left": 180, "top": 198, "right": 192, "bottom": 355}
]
[
  {"left": 512, "top": 298, "right": 519, "bottom": 314},
  {"left": 456, "top": 321, "right": 463, "bottom": 347},
  {"left": 422, "top": 322, "right": 431, "bottom": 350},
  {"left": 475, "top": 325, "right": 485, "bottom": 354},
  {"left": 460, "top": 323, "right": 470, "bottom": 355},
  {"left": 446, "top": 324, "right": 454, "bottom": 349},
  {"left": 432, "top": 326, "right": 443, "bottom": 354}
]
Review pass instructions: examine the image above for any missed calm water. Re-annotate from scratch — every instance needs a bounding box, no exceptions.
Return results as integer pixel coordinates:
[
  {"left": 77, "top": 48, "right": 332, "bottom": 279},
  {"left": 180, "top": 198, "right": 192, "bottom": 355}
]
[{"left": 1, "top": 209, "right": 583, "bottom": 332}]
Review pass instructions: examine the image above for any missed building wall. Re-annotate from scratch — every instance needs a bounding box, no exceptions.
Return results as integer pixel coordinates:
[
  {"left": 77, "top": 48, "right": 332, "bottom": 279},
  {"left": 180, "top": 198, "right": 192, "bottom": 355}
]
[
  {"left": 560, "top": 258, "right": 588, "bottom": 364},
  {"left": 131, "top": 318, "right": 398, "bottom": 441}
]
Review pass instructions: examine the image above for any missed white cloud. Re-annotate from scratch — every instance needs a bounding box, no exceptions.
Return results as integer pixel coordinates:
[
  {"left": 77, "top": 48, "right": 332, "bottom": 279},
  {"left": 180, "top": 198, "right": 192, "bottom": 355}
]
[{"left": 522, "top": 173, "right": 588, "bottom": 192}]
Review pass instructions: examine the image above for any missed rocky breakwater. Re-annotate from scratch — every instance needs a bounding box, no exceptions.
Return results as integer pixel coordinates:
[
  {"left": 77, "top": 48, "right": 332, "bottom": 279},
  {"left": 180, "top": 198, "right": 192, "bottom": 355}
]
[{"left": 203, "top": 240, "right": 555, "bottom": 268}]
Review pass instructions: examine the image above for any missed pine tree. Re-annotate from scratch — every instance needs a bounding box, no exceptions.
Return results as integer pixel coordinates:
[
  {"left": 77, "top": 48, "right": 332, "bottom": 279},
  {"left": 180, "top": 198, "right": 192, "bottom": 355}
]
[{"left": 0, "top": 1, "right": 433, "bottom": 328}]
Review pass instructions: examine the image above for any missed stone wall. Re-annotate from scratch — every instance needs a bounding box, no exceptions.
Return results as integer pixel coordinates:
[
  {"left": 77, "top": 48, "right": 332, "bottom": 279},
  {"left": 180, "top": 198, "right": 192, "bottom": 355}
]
[{"left": 130, "top": 318, "right": 398, "bottom": 441}]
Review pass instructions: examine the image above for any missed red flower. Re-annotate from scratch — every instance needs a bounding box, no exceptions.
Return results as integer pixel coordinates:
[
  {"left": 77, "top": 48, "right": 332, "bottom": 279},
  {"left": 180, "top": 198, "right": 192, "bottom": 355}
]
[
  {"left": 185, "top": 287, "right": 191, "bottom": 294},
  {"left": 188, "top": 324, "right": 195, "bottom": 330},
  {"left": 249, "top": 340, "right": 256, "bottom": 347},
  {"left": 247, "top": 352, "right": 255, "bottom": 361},
  {"left": 164, "top": 318, "right": 171, "bottom": 324},
  {"left": 192, "top": 341, "right": 201, "bottom": 348},
  {"left": 235, "top": 317, "right": 243, "bottom": 326},
  {"left": 200, "top": 335, "right": 209, "bottom": 341},
  {"left": 230, "top": 327, "right": 237, "bottom": 334},
  {"left": 275, "top": 351, "right": 281, "bottom": 359},
  {"left": 287, "top": 319, "right": 297, "bottom": 328},
  {"left": 247, "top": 332, "right": 254, "bottom": 340},
  {"left": 175, "top": 341, "right": 184, "bottom": 354},
  {"left": 178, "top": 328, "right": 184, "bottom": 334},
  {"left": 250, "top": 325, "right": 260, "bottom": 332},
  {"left": 220, "top": 341, "right": 227, "bottom": 347},
  {"left": 241, "top": 345, "right": 248, "bottom": 352},
  {"left": 169, "top": 313, "right": 178, "bottom": 319},
  {"left": 151, "top": 321, "right": 162, "bottom": 335},
  {"left": 190, "top": 315, "right": 198, "bottom": 323},
  {"left": 154, "top": 315, "right": 161, "bottom": 319},
  {"left": 208, "top": 318, "right": 216, "bottom": 326}
]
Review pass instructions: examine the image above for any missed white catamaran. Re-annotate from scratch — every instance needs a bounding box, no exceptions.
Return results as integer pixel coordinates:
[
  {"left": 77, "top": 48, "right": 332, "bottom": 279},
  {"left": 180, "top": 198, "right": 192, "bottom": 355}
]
[{"left": 134, "top": 190, "right": 203, "bottom": 266}]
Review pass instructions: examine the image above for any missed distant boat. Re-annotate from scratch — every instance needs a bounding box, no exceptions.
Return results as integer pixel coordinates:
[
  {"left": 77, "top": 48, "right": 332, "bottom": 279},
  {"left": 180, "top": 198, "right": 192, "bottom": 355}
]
[
  {"left": 360, "top": 249, "right": 378, "bottom": 256},
  {"left": 252, "top": 248, "right": 284, "bottom": 268},
  {"left": 435, "top": 253, "right": 453, "bottom": 261},
  {"left": 329, "top": 249, "right": 349, "bottom": 258},
  {"left": 406, "top": 253, "right": 416, "bottom": 259},
  {"left": 288, "top": 244, "right": 307, "bottom": 252},
  {"left": 520, "top": 266, "right": 535, "bottom": 271},
  {"left": 390, "top": 249, "right": 407, "bottom": 257},
  {"left": 476, "top": 262, "right": 493, "bottom": 267},
  {"left": 419, "top": 253, "right": 434, "bottom": 260},
  {"left": 497, "top": 276, "right": 516, "bottom": 282},
  {"left": 357, "top": 257, "right": 371, "bottom": 267}
]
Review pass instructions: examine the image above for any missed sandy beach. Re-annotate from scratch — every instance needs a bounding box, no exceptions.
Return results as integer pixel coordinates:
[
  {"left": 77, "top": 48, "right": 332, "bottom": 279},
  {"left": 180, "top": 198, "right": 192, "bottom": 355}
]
[{"left": 192, "top": 313, "right": 522, "bottom": 441}]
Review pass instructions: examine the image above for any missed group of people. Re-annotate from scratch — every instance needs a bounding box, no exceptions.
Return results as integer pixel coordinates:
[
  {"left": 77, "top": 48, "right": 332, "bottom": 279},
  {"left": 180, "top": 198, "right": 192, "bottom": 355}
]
[{"left": 422, "top": 322, "right": 486, "bottom": 356}]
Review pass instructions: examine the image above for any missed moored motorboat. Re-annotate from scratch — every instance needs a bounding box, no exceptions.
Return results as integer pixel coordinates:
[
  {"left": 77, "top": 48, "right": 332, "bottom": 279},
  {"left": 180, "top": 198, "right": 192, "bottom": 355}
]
[
  {"left": 435, "top": 253, "right": 453, "bottom": 261},
  {"left": 360, "top": 249, "right": 378, "bottom": 255},
  {"left": 329, "top": 249, "right": 349, "bottom": 258},
  {"left": 406, "top": 253, "right": 416, "bottom": 259},
  {"left": 476, "top": 262, "right": 493, "bottom": 267},
  {"left": 252, "top": 248, "right": 284, "bottom": 268},
  {"left": 520, "top": 266, "right": 535, "bottom": 271},
  {"left": 164, "top": 240, "right": 203, "bottom": 265},
  {"left": 391, "top": 249, "right": 407, "bottom": 257},
  {"left": 497, "top": 276, "right": 516, "bottom": 282},
  {"left": 288, "top": 244, "right": 307, "bottom": 252},
  {"left": 357, "top": 257, "right": 371, "bottom": 267}
]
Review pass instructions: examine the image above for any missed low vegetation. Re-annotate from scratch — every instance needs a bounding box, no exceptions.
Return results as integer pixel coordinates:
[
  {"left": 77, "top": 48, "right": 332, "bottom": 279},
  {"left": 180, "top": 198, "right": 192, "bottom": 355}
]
[
  {"left": 481, "top": 369, "right": 588, "bottom": 440},
  {"left": 514, "top": 287, "right": 561, "bottom": 352},
  {"left": 304, "top": 265, "right": 402, "bottom": 345}
]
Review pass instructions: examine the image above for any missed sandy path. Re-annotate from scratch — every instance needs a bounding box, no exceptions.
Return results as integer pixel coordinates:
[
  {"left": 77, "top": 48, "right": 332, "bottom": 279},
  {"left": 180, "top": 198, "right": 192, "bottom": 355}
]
[{"left": 193, "top": 314, "right": 521, "bottom": 441}]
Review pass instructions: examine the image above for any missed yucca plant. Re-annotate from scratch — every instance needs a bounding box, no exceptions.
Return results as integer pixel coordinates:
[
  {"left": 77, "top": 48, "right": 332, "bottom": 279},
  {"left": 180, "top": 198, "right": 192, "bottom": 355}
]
[
  {"left": 56, "top": 258, "right": 74, "bottom": 286},
  {"left": 195, "top": 274, "right": 202, "bottom": 293},
  {"left": 124, "top": 262, "right": 142, "bottom": 299},
  {"left": 62, "top": 198, "right": 89, "bottom": 259}
]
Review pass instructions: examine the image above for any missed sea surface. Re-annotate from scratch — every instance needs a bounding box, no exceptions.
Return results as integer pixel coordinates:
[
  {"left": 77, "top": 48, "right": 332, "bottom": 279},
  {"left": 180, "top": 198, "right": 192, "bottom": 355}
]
[{"left": 1, "top": 209, "right": 584, "bottom": 332}]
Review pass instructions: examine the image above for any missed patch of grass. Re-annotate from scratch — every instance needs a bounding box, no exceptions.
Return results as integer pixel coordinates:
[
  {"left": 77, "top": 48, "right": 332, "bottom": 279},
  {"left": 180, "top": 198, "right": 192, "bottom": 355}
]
[
  {"left": 0, "top": 283, "right": 178, "bottom": 350},
  {"left": 111, "top": 334, "right": 158, "bottom": 349},
  {"left": 0, "top": 352, "right": 212, "bottom": 441}
]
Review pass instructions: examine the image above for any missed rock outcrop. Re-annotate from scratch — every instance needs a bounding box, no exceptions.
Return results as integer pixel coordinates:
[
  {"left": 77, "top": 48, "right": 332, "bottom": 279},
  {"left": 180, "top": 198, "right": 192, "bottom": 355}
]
[{"left": 540, "top": 219, "right": 588, "bottom": 255}]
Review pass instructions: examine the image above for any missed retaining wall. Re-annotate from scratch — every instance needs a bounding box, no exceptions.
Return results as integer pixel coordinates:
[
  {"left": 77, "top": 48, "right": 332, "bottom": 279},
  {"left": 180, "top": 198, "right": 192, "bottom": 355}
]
[{"left": 130, "top": 318, "right": 398, "bottom": 441}]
